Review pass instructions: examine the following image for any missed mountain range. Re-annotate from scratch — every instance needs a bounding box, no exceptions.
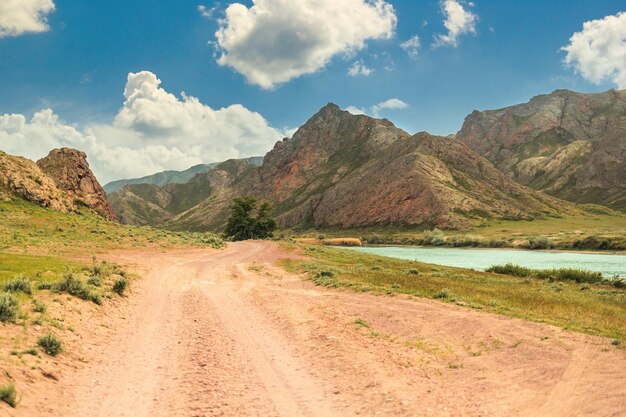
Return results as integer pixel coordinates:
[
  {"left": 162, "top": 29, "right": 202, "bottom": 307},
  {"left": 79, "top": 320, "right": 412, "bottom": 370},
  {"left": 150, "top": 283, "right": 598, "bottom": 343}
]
[
  {"left": 1, "top": 88, "right": 622, "bottom": 233},
  {"left": 107, "top": 102, "right": 583, "bottom": 231}
]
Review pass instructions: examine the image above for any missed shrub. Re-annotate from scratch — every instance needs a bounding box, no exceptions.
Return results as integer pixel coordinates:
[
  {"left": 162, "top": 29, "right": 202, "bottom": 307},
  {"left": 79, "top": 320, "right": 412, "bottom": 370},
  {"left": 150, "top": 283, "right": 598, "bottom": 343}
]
[
  {"left": 56, "top": 274, "right": 101, "bottom": 304},
  {"left": 434, "top": 289, "right": 450, "bottom": 299},
  {"left": 523, "top": 237, "right": 552, "bottom": 250},
  {"left": 3, "top": 276, "right": 32, "bottom": 295},
  {"left": 112, "top": 278, "right": 128, "bottom": 296},
  {"left": 422, "top": 229, "right": 445, "bottom": 246},
  {"left": 486, "top": 263, "right": 603, "bottom": 284},
  {"left": 0, "top": 383, "right": 17, "bottom": 408},
  {"left": 448, "top": 235, "right": 484, "bottom": 247},
  {"left": 0, "top": 293, "right": 19, "bottom": 323},
  {"left": 86, "top": 276, "right": 102, "bottom": 287},
  {"left": 32, "top": 300, "right": 47, "bottom": 313},
  {"left": 486, "top": 263, "right": 533, "bottom": 277},
  {"left": 37, "top": 332, "right": 63, "bottom": 356}
]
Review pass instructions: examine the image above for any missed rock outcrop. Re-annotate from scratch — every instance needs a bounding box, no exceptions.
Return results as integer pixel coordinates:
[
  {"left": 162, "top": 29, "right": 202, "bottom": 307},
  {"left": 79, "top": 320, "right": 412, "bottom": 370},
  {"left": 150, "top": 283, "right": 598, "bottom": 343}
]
[
  {"left": 0, "top": 151, "right": 75, "bottom": 211},
  {"left": 36, "top": 148, "right": 118, "bottom": 221},
  {"left": 456, "top": 89, "right": 626, "bottom": 211}
]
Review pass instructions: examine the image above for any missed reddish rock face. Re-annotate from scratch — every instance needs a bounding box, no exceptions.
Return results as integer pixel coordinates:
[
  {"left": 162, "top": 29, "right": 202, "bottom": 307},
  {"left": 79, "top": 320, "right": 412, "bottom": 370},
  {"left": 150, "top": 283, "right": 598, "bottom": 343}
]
[
  {"left": 158, "top": 103, "right": 574, "bottom": 231},
  {"left": 37, "top": 148, "right": 118, "bottom": 221},
  {"left": 456, "top": 89, "right": 626, "bottom": 211}
]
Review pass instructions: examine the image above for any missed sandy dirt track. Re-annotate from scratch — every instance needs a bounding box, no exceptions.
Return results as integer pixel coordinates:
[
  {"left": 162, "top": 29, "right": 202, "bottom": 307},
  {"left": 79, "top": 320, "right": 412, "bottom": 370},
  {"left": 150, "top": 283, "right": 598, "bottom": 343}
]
[{"left": 6, "top": 241, "right": 626, "bottom": 417}]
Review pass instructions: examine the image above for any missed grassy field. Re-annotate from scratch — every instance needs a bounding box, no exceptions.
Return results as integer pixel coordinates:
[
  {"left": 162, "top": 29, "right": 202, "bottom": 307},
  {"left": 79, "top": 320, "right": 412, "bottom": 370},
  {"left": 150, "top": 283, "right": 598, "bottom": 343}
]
[
  {"left": 281, "top": 244, "right": 626, "bottom": 340},
  {"left": 0, "top": 198, "right": 223, "bottom": 256},
  {"left": 293, "top": 213, "right": 626, "bottom": 251}
]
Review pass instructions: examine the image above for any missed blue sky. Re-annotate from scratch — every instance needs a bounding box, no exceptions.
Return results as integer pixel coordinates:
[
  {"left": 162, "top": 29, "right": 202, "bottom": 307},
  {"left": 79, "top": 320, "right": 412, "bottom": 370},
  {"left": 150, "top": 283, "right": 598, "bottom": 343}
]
[{"left": 0, "top": 0, "right": 624, "bottom": 182}]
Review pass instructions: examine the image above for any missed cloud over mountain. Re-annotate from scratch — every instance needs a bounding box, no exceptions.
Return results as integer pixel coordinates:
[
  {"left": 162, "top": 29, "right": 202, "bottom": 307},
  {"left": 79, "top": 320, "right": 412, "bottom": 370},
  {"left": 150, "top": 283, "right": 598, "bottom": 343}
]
[
  {"left": 214, "top": 0, "right": 397, "bottom": 89},
  {"left": 562, "top": 11, "right": 626, "bottom": 89},
  {"left": 0, "top": 71, "right": 282, "bottom": 183}
]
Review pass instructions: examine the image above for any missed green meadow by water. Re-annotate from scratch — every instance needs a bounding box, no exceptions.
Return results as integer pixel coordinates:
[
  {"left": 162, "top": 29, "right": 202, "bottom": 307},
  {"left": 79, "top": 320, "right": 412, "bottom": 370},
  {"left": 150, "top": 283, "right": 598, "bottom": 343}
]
[{"left": 346, "top": 247, "right": 626, "bottom": 278}]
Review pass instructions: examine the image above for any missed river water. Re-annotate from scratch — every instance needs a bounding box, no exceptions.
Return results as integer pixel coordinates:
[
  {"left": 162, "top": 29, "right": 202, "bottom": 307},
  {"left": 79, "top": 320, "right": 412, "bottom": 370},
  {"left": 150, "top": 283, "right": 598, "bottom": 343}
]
[{"left": 345, "top": 246, "right": 626, "bottom": 278}]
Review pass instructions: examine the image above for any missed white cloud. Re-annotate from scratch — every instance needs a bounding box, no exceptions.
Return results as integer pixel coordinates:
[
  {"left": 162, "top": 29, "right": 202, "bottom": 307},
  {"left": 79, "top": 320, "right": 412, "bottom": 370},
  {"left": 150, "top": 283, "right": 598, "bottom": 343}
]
[
  {"left": 0, "top": 0, "right": 55, "bottom": 38},
  {"left": 345, "top": 98, "right": 409, "bottom": 117},
  {"left": 433, "top": 0, "right": 477, "bottom": 48},
  {"left": 561, "top": 12, "right": 626, "bottom": 89},
  {"left": 347, "top": 60, "right": 374, "bottom": 77},
  {"left": 197, "top": 5, "right": 217, "bottom": 19},
  {"left": 400, "top": 35, "right": 421, "bottom": 58},
  {"left": 214, "top": 0, "right": 397, "bottom": 89},
  {"left": 0, "top": 71, "right": 283, "bottom": 184}
]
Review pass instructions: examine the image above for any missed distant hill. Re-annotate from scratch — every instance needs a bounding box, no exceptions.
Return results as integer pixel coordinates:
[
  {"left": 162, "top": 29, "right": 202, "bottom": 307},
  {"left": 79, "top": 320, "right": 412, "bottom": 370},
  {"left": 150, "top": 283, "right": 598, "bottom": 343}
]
[
  {"left": 103, "top": 157, "right": 264, "bottom": 193},
  {"left": 456, "top": 89, "right": 626, "bottom": 211},
  {"left": 109, "top": 103, "right": 576, "bottom": 231}
]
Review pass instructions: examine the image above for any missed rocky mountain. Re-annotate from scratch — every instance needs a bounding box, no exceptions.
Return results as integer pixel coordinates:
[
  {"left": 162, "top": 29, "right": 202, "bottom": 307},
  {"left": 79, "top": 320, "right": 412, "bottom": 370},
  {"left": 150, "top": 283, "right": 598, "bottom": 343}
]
[
  {"left": 111, "top": 103, "right": 575, "bottom": 231},
  {"left": 36, "top": 148, "right": 117, "bottom": 221},
  {"left": 0, "top": 150, "right": 76, "bottom": 212},
  {"left": 103, "top": 156, "right": 264, "bottom": 193},
  {"left": 456, "top": 89, "right": 626, "bottom": 211}
]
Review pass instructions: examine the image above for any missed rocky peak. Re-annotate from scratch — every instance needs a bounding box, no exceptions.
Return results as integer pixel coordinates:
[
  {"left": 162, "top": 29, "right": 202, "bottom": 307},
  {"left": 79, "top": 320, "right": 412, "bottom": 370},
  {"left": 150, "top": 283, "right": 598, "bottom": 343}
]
[{"left": 37, "top": 148, "right": 118, "bottom": 221}]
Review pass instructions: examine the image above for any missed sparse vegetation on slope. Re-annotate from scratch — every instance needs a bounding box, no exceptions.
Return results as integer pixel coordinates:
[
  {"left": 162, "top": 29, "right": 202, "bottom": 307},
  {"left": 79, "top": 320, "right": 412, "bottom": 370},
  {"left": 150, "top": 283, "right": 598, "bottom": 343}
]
[{"left": 281, "top": 244, "right": 626, "bottom": 339}]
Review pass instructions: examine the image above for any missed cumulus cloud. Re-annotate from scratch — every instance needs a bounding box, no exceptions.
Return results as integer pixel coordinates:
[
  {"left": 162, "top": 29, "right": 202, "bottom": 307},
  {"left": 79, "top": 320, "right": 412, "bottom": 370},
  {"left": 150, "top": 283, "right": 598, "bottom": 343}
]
[
  {"left": 561, "top": 12, "right": 626, "bottom": 89},
  {"left": 347, "top": 60, "right": 374, "bottom": 77},
  {"left": 0, "top": 0, "right": 55, "bottom": 38},
  {"left": 214, "top": 0, "right": 397, "bottom": 89},
  {"left": 345, "top": 98, "right": 409, "bottom": 117},
  {"left": 400, "top": 35, "right": 421, "bottom": 58},
  {"left": 433, "top": 0, "right": 477, "bottom": 47},
  {"left": 0, "top": 71, "right": 283, "bottom": 183}
]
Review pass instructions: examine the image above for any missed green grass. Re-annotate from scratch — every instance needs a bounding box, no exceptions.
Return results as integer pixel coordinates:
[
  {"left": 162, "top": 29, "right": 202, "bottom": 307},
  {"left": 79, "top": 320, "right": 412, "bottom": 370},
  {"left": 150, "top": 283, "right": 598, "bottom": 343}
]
[
  {"left": 282, "top": 244, "right": 626, "bottom": 339},
  {"left": 0, "top": 198, "right": 224, "bottom": 256}
]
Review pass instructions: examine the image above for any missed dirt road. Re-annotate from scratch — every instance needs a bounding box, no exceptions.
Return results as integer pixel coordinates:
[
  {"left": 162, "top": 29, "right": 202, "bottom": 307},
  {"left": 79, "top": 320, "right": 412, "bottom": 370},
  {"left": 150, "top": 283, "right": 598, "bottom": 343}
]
[{"left": 12, "top": 241, "right": 626, "bottom": 416}]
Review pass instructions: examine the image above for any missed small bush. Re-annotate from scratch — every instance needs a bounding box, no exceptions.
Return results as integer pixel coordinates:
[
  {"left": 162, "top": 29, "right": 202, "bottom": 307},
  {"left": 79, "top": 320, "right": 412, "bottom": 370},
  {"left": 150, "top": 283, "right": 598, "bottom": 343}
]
[
  {"left": 37, "top": 332, "right": 63, "bottom": 356},
  {"left": 434, "top": 289, "right": 450, "bottom": 299},
  {"left": 112, "top": 278, "right": 128, "bottom": 296},
  {"left": 3, "top": 276, "right": 32, "bottom": 295},
  {"left": 523, "top": 237, "right": 552, "bottom": 250},
  {"left": 32, "top": 300, "right": 47, "bottom": 313},
  {"left": 37, "top": 282, "right": 54, "bottom": 290},
  {"left": 0, "top": 383, "right": 17, "bottom": 408},
  {"left": 0, "top": 293, "right": 20, "bottom": 323},
  {"left": 56, "top": 274, "right": 100, "bottom": 303},
  {"left": 486, "top": 263, "right": 533, "bottom": 277},
  {"left": 86, "top": 276, "right": 102, "bottom": 287},
  {"left": 423, "top": 229, "right": 445, "bottom": 246}
]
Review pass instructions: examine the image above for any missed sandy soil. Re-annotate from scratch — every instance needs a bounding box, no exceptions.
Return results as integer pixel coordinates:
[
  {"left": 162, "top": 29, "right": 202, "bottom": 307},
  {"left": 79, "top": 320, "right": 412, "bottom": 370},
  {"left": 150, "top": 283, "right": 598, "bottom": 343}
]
[{"left": 3, "top": 241, "right": 625, "bottom": 417}]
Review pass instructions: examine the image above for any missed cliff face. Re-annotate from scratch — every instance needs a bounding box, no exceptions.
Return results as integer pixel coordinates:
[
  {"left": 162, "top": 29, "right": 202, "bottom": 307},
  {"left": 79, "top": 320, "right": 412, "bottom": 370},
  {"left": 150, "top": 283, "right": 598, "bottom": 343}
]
[
  {"left": 36, "top": 148, "right": 118, "bottom": 221},
  {"left": 456, "top": 89, "right": 626, "bottom": 210},
  {"left": 160, "top": 104, "right": 573, "bottom": 232}
]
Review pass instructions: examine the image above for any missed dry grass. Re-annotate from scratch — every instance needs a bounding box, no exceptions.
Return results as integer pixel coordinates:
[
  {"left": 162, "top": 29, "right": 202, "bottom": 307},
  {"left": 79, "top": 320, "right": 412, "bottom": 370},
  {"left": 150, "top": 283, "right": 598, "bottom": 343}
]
[{"left": 281, "top": 244, "right": 626, "bottom": 340}]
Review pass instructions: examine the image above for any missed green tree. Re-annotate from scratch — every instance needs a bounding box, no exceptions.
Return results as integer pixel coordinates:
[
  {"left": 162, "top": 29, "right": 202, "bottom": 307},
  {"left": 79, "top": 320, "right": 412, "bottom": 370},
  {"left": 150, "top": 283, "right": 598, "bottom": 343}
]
[{"left": 224, "top": 197, "right": 277, "bottom": 241}]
